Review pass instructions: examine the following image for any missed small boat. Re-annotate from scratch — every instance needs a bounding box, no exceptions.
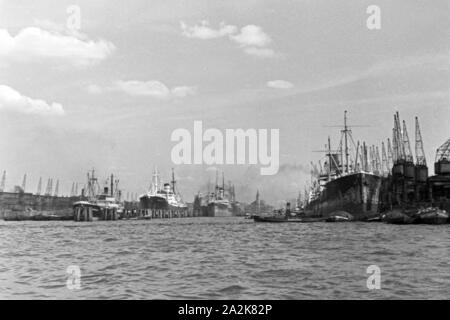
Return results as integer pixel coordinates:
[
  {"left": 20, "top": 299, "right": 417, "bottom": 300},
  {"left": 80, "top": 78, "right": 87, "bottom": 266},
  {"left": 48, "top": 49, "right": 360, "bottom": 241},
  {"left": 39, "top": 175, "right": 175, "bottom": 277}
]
[
  {"left": 253, "top": 214, "right": 327, "bottom": 223},
  {"left": 415, "top": 207, "right": 449, "bottom": 225},
  {"left": 325, "top": 211, "right": 353, "bottom": 222},
  {"left": 253, "top": 214, "right": 287, "bottom": 223},
  {"left": 325, "top": 215, "right": 350, "bottom": 222},
  {"left": 365, "top": 216, "right": 383, "bottom": 222},
  {"left": 244, "top": 213, "right": 257, "bottom": 220},
  {"left": 383, "top": 209, "right": 417, "bottom": 224}
]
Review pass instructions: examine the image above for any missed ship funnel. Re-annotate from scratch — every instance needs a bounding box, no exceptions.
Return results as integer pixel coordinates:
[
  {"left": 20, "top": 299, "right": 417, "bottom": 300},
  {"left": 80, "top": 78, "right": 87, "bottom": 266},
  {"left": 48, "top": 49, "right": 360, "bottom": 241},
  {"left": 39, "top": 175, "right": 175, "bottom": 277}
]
[{"left": 163, "top": 183, "right": 171, "bottom": 192}]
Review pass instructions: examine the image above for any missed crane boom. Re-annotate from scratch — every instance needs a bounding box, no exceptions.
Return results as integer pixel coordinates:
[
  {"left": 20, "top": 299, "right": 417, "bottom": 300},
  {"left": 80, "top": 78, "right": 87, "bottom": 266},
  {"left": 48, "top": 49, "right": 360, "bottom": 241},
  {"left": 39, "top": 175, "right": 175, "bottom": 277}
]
[
  {"left": 415, "top": 116, "right": 427, "bottom": 166},
  {"left": 402, "top": 120, "right": 414, "bottom": 162},
  {"left": 37, "top": 177, "right": 42, "bottom": 195},
  {"left": 0, "top": 171, "right": 5, "bottom": 192}
]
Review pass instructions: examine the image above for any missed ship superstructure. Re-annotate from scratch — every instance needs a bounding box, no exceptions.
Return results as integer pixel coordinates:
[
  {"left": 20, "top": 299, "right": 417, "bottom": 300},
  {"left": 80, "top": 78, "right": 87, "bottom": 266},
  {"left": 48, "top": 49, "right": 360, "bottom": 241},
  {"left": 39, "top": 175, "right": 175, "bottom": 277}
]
[
  {"left": 139, "top": 167, "right": 187, "bottom": 212},
  {"left": 73, "top": 169, "right": 124, "bottom": 221}
]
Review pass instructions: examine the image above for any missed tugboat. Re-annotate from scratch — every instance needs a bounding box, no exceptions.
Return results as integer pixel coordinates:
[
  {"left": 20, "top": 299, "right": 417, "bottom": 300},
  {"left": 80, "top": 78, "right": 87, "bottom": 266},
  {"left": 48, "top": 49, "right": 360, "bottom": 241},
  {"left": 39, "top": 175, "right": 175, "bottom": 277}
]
[
  {"left": 253, "top": 212, "right": 288, "bottom": 223},
  {"left": 139, "top": 167, "right": 187, "bottom": 216},
  {"left": 73, "top": 169, "right": 123, "bottom": 221}
]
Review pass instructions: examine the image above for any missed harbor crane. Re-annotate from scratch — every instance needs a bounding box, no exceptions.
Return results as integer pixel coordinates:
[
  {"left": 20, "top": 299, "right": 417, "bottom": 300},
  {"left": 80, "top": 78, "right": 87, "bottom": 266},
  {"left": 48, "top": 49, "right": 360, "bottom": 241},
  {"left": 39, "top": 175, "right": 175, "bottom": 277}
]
[
  {"left": 415, "top": 117, "right": 427, "bottom": 166},
  {"left": 54, "top": 179, "right": 59, "bottom": 196},
  {"left": 393, "top": 112, "right": 406, "bottom": 162},
  {"left": 435, "top": 138, "right": 450, "bottom": 162},
  {"left": 45, "top": 178, "right": 53, "bottom": 196},
  {"left": 0, "top": 171, "right": 5, "bottom": 192},
  {"left": 402, "top": 120, "right": 414, "bottom": 163},
  {"left": 21, "top": 174, "right": 27, "bottom": 192},
  {"left": 36, "top": 177, "right": 42, "bottom": 195},
  {"left": 381, "top": 142, "right": 388, "bottom": 176},
  {"left": 387, "top": 138, "right": 393, "bottom": 170}
]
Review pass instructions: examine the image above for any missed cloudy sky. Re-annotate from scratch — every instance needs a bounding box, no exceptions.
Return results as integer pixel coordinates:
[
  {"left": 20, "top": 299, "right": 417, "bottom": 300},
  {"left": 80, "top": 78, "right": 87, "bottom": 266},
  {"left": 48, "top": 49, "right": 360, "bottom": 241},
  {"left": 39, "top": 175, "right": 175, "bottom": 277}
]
[{"left": 0, "top": 0, "right": 449, "bottom": 204}]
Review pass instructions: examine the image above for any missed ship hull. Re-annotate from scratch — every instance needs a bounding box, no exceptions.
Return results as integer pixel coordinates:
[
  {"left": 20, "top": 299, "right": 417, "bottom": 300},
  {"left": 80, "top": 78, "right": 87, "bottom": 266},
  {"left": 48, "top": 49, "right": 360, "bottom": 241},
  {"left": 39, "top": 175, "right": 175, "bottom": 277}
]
[
  {"left": 207, "top": 202, "right": 233, "bottom": 217},
  {"left": 304, "top": 172, "right": 384, "bottom": 221},
  {"left": 139, "top": 195, "right": 186, "bottom": 211}
]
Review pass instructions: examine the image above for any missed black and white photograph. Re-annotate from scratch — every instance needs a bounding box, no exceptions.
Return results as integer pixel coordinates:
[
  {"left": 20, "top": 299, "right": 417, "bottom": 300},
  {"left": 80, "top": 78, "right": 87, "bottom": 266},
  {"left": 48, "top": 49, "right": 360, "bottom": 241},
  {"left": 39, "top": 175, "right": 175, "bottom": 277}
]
[{"left": 0, "top": 0, "right": 449, "bottom": 305}]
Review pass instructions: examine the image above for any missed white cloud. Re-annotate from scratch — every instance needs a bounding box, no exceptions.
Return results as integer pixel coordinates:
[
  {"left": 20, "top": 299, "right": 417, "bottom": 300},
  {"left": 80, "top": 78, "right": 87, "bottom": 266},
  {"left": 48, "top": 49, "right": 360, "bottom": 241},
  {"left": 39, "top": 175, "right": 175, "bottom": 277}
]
[
  {"left": 0, "top": 27, "right": 115, "bottom": 67},
  {"left": 172, "top": 86, "right": 197, "bottom": 97},
  {"left": 180, "top": 21, "right": 276, "bottom": 58},
  {"left": 104, "top": 80, "right": 196, "bottom": 99},
  {"left": 267, "top": 80, "right": 294, "bottom": 89},
  {"left": 0, "top": 85, "right": 64, "bottom": 116},
  {"left": 244, "top": 47, "right": 276, "bottom": 58},
  {"left": 115, "top": 80, "right": 171, "bottom": 98},
  {"left": 230, "top": 25, "right": 272, "bottom": 47},
  {"left": 180, "top": 21, "right": 237, "bottom": 39},
  {"left": 86, "top": 84, "right": 103, "bottom": 94}
]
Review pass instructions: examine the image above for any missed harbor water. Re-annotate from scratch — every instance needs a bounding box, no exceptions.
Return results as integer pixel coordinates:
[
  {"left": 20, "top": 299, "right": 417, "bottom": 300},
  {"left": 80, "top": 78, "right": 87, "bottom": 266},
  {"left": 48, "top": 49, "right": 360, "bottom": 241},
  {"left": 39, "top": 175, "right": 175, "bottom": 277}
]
[{"left": 0, "top": 217, "right": 448, "bottom": 299}]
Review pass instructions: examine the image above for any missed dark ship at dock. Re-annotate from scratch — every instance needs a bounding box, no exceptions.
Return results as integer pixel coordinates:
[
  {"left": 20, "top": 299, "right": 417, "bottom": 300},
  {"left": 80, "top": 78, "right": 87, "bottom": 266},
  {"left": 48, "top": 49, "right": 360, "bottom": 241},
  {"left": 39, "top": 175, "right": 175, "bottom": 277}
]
[
  {"left": 304, "top": 111, "right": 385, "bottom": 221},
  {"left": 303, "top": 110, "right": 450, "bottom": 223}
]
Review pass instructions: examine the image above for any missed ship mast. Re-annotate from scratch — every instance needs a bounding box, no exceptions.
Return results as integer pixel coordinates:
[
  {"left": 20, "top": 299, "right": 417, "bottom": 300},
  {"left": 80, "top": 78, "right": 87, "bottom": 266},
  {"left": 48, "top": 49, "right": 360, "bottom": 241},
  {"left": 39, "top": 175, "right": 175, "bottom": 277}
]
[
  {"left": 343, "top": 110, "right": 349, "bottom": 174},
  {"left": 327, "top": 137, "right": 332, "bottom": 181},
  {"left": 87, "top": 169, "right": 98, "bottom": 200},
  {"left": 152, "top": 166, "right": 159, "bottom": 193},
  {"left": 110, "top": 174, "right": 114, "bottom": 197},
  {"left": 256, "top": 189, "right": 260, "bottom": 214},
  {"left": 171, "top": 168, "right": 176, "bottom": 194},
  {"left": 215, "top": 169, "right": 219, "bottom": 200}
]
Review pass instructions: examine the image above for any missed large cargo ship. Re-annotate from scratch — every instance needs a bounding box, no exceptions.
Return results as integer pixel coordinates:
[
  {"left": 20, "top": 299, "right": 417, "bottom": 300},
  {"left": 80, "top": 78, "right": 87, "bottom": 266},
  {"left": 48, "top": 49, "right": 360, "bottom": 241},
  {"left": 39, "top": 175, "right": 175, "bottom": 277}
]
[
  {"left": 193, "top": 171, "right": 240, "bottom": 217},
  {"left": 139, "top": 168, "right": 187, "bottom": 212},
  {"left": 304, "top": 111, "right": 385, "bottom": 220}
]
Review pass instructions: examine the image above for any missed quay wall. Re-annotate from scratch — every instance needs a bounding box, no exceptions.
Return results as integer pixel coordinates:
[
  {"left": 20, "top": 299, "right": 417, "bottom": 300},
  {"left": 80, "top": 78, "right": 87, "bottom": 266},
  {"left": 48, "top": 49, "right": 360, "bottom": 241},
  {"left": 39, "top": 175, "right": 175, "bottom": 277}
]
[{"left": 0, "top": 192, "right": 81, "bottom": 219}]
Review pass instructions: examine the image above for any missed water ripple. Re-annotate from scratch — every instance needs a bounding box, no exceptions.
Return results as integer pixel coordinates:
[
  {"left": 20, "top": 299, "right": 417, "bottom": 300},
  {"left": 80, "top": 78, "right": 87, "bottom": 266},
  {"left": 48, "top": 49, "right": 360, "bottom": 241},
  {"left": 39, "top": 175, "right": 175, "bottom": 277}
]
[{"left": 0, "top": 218, "right": 449, "bottom": 299}]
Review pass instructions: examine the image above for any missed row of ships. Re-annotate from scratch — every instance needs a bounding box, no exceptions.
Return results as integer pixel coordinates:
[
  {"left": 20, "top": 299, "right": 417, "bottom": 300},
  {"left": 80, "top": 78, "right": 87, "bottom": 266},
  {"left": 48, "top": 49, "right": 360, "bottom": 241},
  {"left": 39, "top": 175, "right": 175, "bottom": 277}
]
[
  {"left": 0, "top": 166, "right": 241, "bottom": 219},
  {"left": 1, "top": 110, "right": 449, "bottom": 221},
  {"left": 139, "top": 168, "right": 239, "bottom": 217}
]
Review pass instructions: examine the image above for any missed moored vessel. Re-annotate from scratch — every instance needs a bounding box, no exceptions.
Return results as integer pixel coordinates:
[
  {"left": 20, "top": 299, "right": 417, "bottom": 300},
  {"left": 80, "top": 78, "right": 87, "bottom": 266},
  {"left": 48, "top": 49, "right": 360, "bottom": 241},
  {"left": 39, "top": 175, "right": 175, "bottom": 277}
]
[
  {"left": 304, "top": 111, "right": 386, "bottom": 221},
  {"left": 139, "top": 167, "right": 187, "bottom": 214},
  {"left": 73, "top": 169, "right": 124, "bottom": 221},
  {"left": 194, "top": 171, "right": 239, "bottom": 217}
]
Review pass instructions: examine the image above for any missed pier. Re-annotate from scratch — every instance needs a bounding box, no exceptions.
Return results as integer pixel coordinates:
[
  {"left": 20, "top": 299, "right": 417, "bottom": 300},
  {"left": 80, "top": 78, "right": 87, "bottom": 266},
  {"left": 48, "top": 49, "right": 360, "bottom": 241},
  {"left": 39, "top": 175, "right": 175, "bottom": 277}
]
[{"left": 72, "top": 200, "right": 199, "bottom": 222}]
